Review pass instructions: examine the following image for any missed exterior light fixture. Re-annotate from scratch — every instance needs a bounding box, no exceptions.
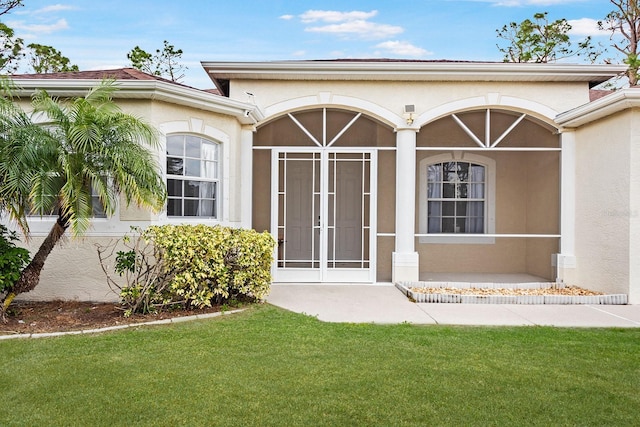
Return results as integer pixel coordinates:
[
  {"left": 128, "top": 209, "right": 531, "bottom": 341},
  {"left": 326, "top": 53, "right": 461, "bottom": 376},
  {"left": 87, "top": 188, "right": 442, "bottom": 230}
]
[{"left": 404, "top": 104, "right": 415, "bottom": 125}]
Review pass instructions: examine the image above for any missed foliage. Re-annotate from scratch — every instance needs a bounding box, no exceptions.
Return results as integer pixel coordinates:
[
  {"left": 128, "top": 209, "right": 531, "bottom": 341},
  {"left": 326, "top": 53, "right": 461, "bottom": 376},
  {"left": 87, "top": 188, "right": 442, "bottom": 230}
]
[
  {"left": 126, "top": 46, "right": 154, "bottom": 75},
  {"left": 0, "top": 224, "right": 28, "bottom": 293},
  {"left": 97, "top": 225, "right": 275, "bottom": 315},
  {"left": 0, "top": 81, "right": 167, "bottom": 315},
  {"left": 0, "top": 2, "right": 76, "bottom": 75},
  {"left": 0, "top": 0, "right": 22, "bottom": 16},
  {"left": 24, "top": 81, "right": 166, "bottom": 235},
  {"left": 497, "top": 12, "right": 600, "bottom": 63},
  {"left": 0, "top": 22, "right": 23, "bottom": 73},
  {"left": 127, "top": 40, "right": 187, "bottom": 82},
  {"left": 97, "top": 226, "right": 175, "bottom": 316},
  {"left": 0, "top": 93, "right": 53, "bottom": 233},
  {"left": 600, "top": 0, "right": 640, "bottom": 85},
  {"left": 26, "top": 43, "right": 79, "bottom": 74}
]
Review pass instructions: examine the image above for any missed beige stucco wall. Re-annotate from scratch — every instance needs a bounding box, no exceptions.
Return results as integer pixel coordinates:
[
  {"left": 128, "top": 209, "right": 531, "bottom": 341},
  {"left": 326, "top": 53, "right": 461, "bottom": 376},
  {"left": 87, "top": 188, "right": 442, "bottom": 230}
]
[
  {"left": 9, "top": 96, "right": 249, "bottom": 302},
  {"left": 230, "top": 80, "right": 590, "bottom": 124},
  {"left": 414, "top": 150, "right": 559, "bottom": 279},
  {"left": 571, "top": 109, "right": 640, "bottom": 301},
  {"left": 414, "top": 112, "right": 560, "bottom": 280},
  {"left": 376, "top": 151, "right": 396, "bottom": 281},
  {"left": 17, "top": 236, "right": 120, "bottom": 302}
]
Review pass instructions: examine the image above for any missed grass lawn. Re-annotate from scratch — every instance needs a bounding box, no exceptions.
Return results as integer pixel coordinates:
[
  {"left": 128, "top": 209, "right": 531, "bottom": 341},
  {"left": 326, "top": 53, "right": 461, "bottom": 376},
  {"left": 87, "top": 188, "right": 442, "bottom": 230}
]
[{"left": 1, "top": 304, "right": 638, "bottom": 426}]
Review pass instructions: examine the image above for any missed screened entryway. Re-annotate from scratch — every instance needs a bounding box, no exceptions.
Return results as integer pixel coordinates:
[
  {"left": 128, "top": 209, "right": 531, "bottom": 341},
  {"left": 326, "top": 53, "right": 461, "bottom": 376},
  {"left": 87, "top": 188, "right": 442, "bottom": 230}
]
[
  {"left": 253, "top": 107, "right": 395, "bottom": 283},
  {"left": 272, "top": 149, "right": 376, "bottom": 282}
]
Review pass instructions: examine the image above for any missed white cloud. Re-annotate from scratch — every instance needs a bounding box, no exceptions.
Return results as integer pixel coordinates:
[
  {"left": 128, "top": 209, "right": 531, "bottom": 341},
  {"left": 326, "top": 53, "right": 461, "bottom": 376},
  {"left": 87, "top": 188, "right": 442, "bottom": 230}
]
[
  {"left": 33, "top": 4, "right": 76, "bottom": 14},
  {"left": 306, "top": 19, "right": 403, "bottom": 39},
  {"left": 287, "top": 9, "right": 403, "bottom": 40},
  {"left": 568, "top": 18, "right": 608, "bottom": 37},
  {"left": 291, "top": 50, "right": 306, "bottom": 57},
  {"left": 300, "top": 10, "right": 378, "bottom": 23},
  {"left": 7, "top": 18, "right": 69, "bottom": 34},
  {"left": 489, "top": 0, "right": 583, "bottom": 5},
  {"left": 374, "top": 41, "right": 432, "bottom": 57},
  {"left": 279, "top": 14, "right": 294, "bottom": 20}
]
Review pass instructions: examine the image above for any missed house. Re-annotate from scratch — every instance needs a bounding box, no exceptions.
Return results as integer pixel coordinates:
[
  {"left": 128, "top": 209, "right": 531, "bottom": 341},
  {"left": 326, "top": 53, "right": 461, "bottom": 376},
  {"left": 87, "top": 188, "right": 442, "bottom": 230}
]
[{"left": 5, "top": 60, "right": 640, "bottom": 304}]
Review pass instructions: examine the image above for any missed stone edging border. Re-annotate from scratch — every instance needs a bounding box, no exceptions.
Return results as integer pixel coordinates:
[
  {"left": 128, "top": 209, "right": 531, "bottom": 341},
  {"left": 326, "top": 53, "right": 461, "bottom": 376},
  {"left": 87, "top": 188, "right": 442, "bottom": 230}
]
[
  {"left": 396, "top": 282, "right": 628, "bottom": 305},
  {"left": 0, "top": 308, "right": 246, "bottom": 341}
]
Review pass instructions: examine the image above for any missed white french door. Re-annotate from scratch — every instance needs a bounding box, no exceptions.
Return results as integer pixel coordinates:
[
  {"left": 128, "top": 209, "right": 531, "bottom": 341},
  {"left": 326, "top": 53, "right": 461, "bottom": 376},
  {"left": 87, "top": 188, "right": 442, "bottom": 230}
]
[{"left": 271, "top": 149, "right": 377, "bottom": 282}]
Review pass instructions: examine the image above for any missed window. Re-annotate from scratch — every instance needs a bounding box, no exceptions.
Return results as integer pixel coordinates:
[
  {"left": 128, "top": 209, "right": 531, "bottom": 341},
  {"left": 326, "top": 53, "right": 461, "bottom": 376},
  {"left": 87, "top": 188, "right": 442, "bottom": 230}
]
[
  {"left": 166, "top": 135, "right": 219, "bottom": 218},
  {"left": 427, "top": 161, "right": 485, "bottom": 233},
  {"left": 90, "top": 186, "right": 107, "bottom": 218},
  {"left": 419, "top": 154, "right": 495, "bottom": 243},
  {"left": 28, "top": 184, "right": 106, "bottom": 219}
]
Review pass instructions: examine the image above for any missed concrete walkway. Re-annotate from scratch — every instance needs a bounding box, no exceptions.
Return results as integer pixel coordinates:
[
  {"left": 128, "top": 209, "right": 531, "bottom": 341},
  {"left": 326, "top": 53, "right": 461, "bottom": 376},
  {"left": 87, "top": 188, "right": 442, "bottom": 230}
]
[{"left": 266, "top": 284, "right": 640, "bottom": 327}]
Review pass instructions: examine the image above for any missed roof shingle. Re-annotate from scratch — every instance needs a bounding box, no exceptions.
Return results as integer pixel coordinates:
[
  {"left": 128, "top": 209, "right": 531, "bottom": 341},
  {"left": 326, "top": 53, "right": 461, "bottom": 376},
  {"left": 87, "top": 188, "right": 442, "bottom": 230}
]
[{"left": 10, "top": 68, "right": 221, "bottom": 96}]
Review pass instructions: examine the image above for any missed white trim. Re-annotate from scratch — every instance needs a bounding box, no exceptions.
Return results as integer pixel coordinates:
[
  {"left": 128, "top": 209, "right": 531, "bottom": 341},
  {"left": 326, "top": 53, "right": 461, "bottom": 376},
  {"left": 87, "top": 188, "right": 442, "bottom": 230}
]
[
  {"left": 11, "top": 78, "right": 264, "bottom": 125},
  {"left": 271, "top": 148, "right": 377, "bottom": 283},
  {"left": 395, "top": 129, "right": 417, "bottom": 253},
  {"left": 416, "top": 147, "right": 560, "bottom": 152},
  {"left": 254, "top": 145, "right": 397, "bottom": 151},
  {"left": 416, "top": 95, "right": 559, "bottom": 128},
  {"left": 240, "top": 128, "right": 253, "bottom": 229},
  {"left": 202, "top": 61, "right": 625, "bottom": 83},
  {"left": 556, "top": 88, "right": 640, "bottom": 128},
  {"left": 415, "top": 234, "right": 560, "bottom": 238},
  {"left": 559, "top": 131, "right": 576, "bottom": 263},
  {"left": 159, "top": 120, "right": 231, "bottom": 224},
  {"left": 263, "top": 93, "right": 405, "bottom": 129},
  {"left": 418, "top": 153, "right": 496, "bottom": 244}
]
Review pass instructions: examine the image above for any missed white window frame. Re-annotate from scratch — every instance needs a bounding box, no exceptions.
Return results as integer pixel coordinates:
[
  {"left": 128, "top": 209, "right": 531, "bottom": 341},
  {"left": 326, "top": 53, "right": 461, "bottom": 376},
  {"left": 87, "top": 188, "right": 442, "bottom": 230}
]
[
  {"left": 165, "top": 134, "right": 220, "bottom": 220},
  {"left": 419, "top": 152, "right": 495, "bottom": 244},
  {"left": 26, "top": 179, "right": 108, "bottom": 219}
]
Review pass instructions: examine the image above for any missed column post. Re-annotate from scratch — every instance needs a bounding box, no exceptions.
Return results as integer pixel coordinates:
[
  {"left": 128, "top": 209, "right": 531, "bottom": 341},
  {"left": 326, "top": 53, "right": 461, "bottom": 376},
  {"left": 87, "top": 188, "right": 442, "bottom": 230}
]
[
  {"left": 556, "top": 130, "right": 576, "bottom": 283},
  {"left": 393, "top": 128, "right": 419, "bottom": 283},
  {"left": 240, "top": 127, "right": 254, "bottom": 229}
]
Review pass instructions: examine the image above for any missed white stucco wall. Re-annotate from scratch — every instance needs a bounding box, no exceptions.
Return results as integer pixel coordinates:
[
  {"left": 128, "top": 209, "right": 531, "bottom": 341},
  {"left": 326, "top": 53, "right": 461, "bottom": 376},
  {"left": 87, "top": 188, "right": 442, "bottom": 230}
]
[
  {"left": 229, "top": 80, "right": 589, "bottom": 125},
  {"left": 572, "top": 110, "right": 640, "bottom": 301}
]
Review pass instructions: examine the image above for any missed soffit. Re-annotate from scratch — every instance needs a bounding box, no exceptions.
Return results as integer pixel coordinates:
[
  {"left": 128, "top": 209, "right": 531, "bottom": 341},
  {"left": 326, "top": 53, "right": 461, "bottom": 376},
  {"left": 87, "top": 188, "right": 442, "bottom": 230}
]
[
  {"left": 9, "top": 78, "right": 263, "bottom": 124},
  {"left": 202, "top": 61, "right": 627, "bottom": 86},
  {"left": 556, "top": 88, "right": 640, "bottom": 128}
]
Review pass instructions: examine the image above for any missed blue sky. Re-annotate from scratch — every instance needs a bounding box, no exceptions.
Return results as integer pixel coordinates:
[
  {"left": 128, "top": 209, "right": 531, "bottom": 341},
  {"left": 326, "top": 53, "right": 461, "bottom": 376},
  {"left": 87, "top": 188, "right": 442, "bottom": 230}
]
[{"left": 5, "top": 0, "right": 621, "bottom": 88}]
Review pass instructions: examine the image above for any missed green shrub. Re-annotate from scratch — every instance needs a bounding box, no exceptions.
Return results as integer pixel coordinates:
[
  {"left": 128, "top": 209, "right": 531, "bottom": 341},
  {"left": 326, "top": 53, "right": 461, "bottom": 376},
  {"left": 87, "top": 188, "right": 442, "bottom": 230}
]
[
  {"left": 0, "top": 224, "right": 30, "bottom": 293},
  {"left": 98, "top": 225, "right": 275, "bottom": 315}
]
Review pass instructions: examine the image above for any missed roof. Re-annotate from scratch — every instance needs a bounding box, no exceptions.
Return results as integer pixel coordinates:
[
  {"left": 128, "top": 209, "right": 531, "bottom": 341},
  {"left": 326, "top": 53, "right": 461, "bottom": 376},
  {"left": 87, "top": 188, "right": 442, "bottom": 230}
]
[
  {"left": 556, "top": 88, "right": 640, "bottom": 128},
  {"left": 11, "top": 68, "right": 222, "bottom": 96},
  {"left": 201, "top": 59, "right": 628, "bottom": 96},
  {"left": 589, "top": 89, "right": 615, "bottom": 102},
  {"left": 9, "top": 68, "right": 257, "bottom": 123}
]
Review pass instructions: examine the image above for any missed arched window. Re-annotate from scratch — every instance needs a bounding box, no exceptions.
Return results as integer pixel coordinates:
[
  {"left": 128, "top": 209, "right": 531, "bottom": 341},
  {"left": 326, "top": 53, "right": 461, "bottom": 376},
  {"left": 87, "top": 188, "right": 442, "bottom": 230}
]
[
  {"left": 419, "top": 153, "right": 495, "bottom": 243},
  {"left": 166, "top": 134, "right": 219, "bottom": 218}
]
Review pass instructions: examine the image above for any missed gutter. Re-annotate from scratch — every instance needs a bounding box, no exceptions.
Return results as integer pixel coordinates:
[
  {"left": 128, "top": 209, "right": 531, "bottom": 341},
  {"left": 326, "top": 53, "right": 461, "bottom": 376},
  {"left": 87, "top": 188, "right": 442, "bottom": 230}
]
[
  {"left": 556, "top": 88, "right": 640, "bottom": 128},
  {"left": 9, "top": 78, "right": 264, "bottom": 125},
  {"left": 202, "top": 60, "right": 627, "bottom": 83}
]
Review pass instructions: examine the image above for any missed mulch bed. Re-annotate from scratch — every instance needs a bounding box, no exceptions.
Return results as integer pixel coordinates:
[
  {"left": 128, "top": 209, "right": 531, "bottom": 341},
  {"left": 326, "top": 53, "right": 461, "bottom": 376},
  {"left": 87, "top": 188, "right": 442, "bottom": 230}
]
[{"left": 1, "top": 300, "right": 224, "bottom": 336}]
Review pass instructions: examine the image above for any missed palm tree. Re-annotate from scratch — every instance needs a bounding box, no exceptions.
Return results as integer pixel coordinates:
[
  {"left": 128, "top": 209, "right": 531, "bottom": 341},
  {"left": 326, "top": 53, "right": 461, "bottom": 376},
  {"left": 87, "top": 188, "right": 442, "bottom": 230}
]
[
  {"left": 0, "top": 92, "right": 54, "bottom": 233},
  {"left": 0, "top": 81, "right": 166, "bottom": 312}
]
